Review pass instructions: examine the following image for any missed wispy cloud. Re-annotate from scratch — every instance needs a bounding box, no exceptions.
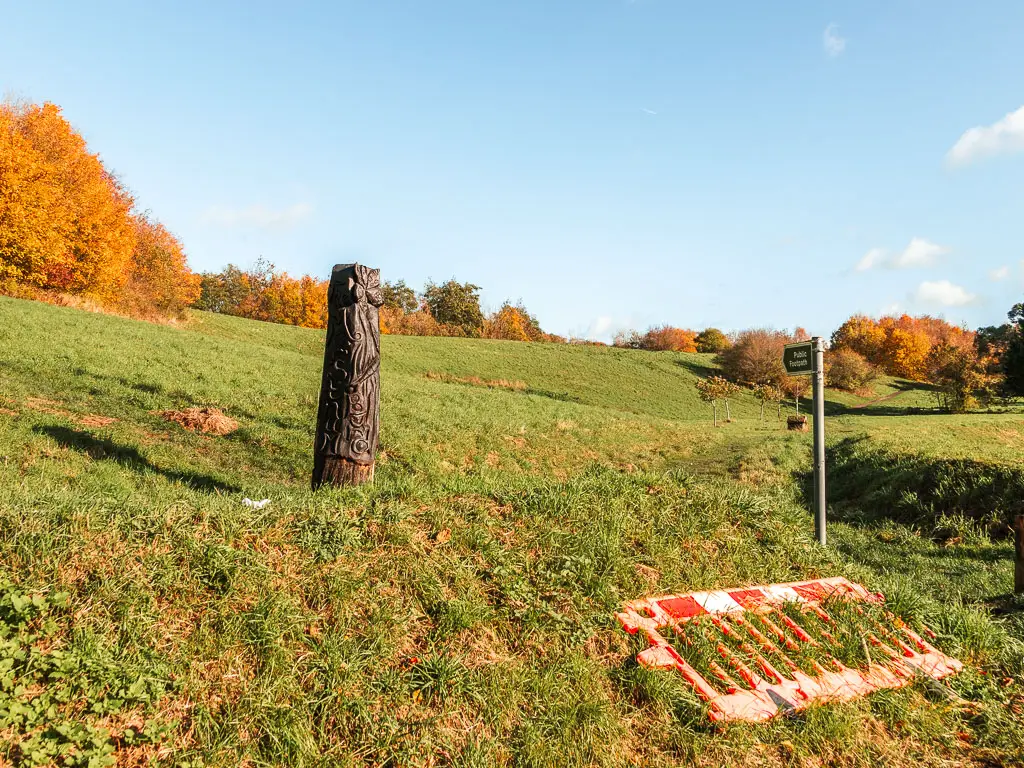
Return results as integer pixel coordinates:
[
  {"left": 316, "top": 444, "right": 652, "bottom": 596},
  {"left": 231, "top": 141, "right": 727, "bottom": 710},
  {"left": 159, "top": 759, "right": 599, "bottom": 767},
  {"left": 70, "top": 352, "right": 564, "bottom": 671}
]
[
  {"left": 583, "top": 315, "right": 640, "bottom": 344},
  {"left": 989, "top": 265, "right": 1011, "bottom": 282},
  {"left": 641, "top": 108, "right": 658, "bottom": 116},
  {"left": 584, "top": 316, "right": 620, "bottom": 344},
  {"left": 855, "top": 247, "right": 887, "bottom": 272},
  {"left": 855, "top": 238, "right": 950, "bottom": 271},
  {"left": 947, "top": 105, "right": 1024, "bottom": 167},
  {"left": 823, "top": 23, "right": 846, "bottom": 57},
  {"left": 201, "top": 202, "right": 313, "bottom": 230},
  {"left": 913, "top": 280, "right": 977, "bottom": 307}
]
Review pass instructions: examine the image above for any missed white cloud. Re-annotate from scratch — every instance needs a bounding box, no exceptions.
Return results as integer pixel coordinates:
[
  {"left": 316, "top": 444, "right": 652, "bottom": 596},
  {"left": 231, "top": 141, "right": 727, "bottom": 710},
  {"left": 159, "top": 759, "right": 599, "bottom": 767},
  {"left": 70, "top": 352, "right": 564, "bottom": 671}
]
[
  {"left": 823, "top": 24, "right": 846, "bottom": 57},
  {"left": 990, "top": 265, "right": 1011, "bottom": 282},
  {"left": 913, "top": 280, "right": 977, "bottom": 307},
  {"left": 947, "top": 104, "right": 1024, "bottom": 167},
  {"left": 891, "top": 237, "right": 949, "bottom": 268},
  {"left": 201, "top": 202, "right": 313, "bottom": 230},
  {"left": 854, "top": 238, "right": 949, "bottom": 271},
  {"left": 582, "top": 315, "right": 641, "bottom": 344},
  {"left": 855, "top": 247, "right": 887, "bottom": 272}
]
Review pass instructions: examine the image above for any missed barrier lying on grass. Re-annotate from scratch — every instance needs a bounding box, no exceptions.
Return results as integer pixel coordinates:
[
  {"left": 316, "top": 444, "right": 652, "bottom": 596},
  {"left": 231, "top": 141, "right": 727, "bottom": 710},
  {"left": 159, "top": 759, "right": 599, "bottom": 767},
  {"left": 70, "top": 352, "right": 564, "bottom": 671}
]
[{"left": 616, "top": 576, "right": 962, "bottom": 723}]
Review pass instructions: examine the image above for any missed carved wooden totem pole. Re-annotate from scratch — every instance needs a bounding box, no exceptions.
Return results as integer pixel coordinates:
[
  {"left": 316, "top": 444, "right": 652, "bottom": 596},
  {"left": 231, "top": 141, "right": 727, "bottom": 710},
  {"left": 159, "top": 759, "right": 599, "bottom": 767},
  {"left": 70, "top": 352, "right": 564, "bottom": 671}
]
[{"left": 312, "top": 264, "right": 384, "bottom": 489}]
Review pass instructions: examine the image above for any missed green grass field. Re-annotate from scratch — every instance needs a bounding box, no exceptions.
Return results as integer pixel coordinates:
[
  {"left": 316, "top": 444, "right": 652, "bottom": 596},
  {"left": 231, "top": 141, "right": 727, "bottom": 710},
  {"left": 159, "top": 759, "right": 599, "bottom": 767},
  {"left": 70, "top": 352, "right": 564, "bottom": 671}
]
[{"left": 2, "top": 295, "right": 1024, "bottom": 767}]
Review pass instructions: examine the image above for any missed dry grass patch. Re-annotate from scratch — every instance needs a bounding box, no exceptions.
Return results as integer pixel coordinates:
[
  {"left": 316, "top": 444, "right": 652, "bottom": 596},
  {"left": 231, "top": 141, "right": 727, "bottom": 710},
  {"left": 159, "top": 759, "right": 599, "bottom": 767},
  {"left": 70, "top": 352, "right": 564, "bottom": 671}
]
[
  {"left": 23, "top": 396, "right": 72, "bottom": 417},
  {"left": 80, "top": 414, "right": 117, "bottom": 427},
  {"left": 160, "top": 407, "right": 238, "bottom": 435},
  {"left": 424, "top": 371, "right": 528, "bottom": 391}
]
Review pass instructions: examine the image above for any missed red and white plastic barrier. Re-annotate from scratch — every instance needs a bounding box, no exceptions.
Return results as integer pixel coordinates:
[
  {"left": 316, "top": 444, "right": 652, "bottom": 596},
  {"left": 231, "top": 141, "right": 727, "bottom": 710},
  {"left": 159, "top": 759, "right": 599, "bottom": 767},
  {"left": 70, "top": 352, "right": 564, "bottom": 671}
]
[{"left": 616, "top": 577, "right": 962, "bottom": 722}]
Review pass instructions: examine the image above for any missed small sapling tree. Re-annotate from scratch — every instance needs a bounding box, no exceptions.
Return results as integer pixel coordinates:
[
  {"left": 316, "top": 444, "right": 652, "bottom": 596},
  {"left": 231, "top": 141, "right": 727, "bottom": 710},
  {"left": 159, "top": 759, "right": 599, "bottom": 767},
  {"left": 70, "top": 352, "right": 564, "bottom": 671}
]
[
  {"left": 695, "top": 375, "right": 731, "bottom": 427},
  {"left": 782, "top": 375, "right": 810, "bottom": 414},
  {"left": 751, "top": 382, "right": 783, "bottom": 421},
  {"left": 722, "top": 379, "right": 741, "bottom": 422}
]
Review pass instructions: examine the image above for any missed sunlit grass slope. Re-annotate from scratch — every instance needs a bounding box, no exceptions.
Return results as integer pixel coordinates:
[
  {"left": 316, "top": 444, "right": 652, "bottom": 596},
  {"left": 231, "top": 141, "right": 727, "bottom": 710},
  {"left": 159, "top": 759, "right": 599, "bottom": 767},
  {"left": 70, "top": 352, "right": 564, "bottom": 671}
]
[{"left": 1, "top": 296, "right": 1023, "bottom": 767}]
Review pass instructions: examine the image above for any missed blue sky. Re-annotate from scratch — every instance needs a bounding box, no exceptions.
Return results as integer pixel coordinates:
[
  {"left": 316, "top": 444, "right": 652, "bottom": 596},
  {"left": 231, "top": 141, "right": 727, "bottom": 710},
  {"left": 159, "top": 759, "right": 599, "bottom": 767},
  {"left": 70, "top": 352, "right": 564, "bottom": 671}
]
[{"left": 3, "top": 1, "right": 1023, "bottom": 340}]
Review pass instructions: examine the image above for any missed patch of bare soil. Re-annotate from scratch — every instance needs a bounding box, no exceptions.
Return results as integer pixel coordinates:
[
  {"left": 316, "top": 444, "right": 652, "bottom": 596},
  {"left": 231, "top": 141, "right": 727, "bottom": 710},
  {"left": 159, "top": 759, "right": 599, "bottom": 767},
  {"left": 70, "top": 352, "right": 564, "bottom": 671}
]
[
  {"left": 160, "top": 407, "right": 238, "bottom": 436},
  {"left": 0, "top": 408, "right": 17, "bottom": 417}
]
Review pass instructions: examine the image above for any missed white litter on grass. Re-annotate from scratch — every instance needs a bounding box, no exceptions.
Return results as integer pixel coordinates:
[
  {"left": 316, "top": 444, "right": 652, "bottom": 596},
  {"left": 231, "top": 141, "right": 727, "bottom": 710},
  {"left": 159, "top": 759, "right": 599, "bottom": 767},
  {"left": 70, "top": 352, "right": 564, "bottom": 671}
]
[{"left": 243, "top": 498, "right": 271, "bottom": 510}]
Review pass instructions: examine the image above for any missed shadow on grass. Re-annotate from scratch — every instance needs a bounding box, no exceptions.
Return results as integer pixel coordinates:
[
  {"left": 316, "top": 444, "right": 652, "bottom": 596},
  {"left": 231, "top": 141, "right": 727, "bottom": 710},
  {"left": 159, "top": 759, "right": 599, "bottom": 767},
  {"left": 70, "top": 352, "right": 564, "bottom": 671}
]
[
  {"left": 839, "top": 405, "right": 947, "bottom": 417},
  {"left": 795, "top": 437, "right": 1023, "bottom": 544},
  {"left": 829, "top": 532, "right": 1016, "bottom": 606},
  {"left": 35, "top": 425, "right": 240, "bottom": 494},
  {"left": 524, "top": 388, "right": 583, "bottom": 404},
  {"left": 674, "top": 359, "right": 718, "bottom": 379},
  {"left": 68, "top": 368, "right": 261, "bottom": 420}
]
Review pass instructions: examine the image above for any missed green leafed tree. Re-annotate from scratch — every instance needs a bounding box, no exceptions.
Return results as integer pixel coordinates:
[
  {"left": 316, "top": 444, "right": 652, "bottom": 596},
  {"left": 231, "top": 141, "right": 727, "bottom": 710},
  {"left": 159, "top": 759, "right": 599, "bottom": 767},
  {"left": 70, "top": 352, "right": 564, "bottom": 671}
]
[
  {"left": 423, "top": 279, "right": 485, "bottom": 335},
  {"left": 926, "top": 343, "right": 990, "bottom": 413},
  {"left": 1004, "top": 301, "right": 1024, "bottom": 397},
  {"left": 695, "top": 327, "right": 730, "bottom": 353},
  {"left": 381, "top": 279, "right": 419, "bottom": 314}
]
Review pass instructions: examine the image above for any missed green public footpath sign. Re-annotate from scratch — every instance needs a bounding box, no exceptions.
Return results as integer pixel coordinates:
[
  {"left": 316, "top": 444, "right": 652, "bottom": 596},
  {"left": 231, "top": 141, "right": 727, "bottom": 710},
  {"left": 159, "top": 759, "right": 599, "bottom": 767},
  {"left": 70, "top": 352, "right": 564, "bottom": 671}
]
[{"left": 783, "top": 341, "right": 815, "bottom": 376}]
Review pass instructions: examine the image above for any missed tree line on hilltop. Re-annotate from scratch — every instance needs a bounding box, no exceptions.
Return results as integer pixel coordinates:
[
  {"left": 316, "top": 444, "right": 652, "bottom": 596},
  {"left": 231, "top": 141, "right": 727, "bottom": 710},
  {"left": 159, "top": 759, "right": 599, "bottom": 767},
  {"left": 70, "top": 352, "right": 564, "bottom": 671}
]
[
  {"left": 2, "top": 99, "right": 1023, "bottom": 410},
  {"left": 193, "top": 263, "right": 565, "bottom": 342}
]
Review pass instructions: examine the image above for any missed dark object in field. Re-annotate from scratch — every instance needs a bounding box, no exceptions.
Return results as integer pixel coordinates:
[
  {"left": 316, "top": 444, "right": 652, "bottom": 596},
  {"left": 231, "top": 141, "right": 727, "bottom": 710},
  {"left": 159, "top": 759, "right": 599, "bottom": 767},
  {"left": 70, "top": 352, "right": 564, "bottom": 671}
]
[
  {"left": 1015, "top": 516, "right": 1024, "bottom": 594},
  {"left": 312, "top": 263, "right": 383, "bottom": 489},
  {"left": 161, "top": 407, "right": 237, "bottom": 435},
  {"left": 787, "top": 415, "right": 808, "bottom": 432}
]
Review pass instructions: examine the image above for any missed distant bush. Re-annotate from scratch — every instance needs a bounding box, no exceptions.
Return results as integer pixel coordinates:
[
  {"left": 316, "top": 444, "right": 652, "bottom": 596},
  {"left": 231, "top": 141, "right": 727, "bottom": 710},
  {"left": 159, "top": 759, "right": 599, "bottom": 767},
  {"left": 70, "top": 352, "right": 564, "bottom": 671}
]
[
  {"left": 825, "top": 348, "right": 878, "bottom": 392},
  {"left": 381, "top": 306, "right": 466, "bottom": 337},
  {"left": 613, "top": 325, "right": 697, "bottom": 352},
  {"left": 484, "top": 302, "right": 546, "bottom": 342},
  {"left": 695, "top": 328, "right": 730, "bottom": 353},
  {"left": 195, "top": 260, "right": 327, "bottom": 328},
  {"left": 717, "top": 328, "right": 795, "bottom": 386}
]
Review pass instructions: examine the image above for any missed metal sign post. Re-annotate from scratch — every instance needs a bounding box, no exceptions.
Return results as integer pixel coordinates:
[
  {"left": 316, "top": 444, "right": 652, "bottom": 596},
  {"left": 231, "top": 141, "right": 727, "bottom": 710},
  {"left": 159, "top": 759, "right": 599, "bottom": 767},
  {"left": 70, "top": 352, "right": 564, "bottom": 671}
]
[
  {"left": 783, "top": 339, "right": 827, "bottom": 545},
  {"left": 811, "top": 337, "right": 826, "bottom": 545}
]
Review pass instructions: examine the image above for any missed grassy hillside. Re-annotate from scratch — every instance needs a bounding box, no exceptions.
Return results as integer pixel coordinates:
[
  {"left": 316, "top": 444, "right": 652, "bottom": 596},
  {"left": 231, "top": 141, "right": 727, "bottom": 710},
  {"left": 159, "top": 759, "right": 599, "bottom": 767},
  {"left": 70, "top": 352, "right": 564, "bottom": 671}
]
[{"left": 2, "top": 296, "right": 1024, "bottom": 767}]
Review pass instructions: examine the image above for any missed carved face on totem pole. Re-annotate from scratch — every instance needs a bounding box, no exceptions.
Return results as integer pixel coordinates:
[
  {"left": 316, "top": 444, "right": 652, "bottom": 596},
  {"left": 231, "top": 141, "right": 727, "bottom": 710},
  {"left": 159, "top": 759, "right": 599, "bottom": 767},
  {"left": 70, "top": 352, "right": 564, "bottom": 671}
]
[{"left": 316, "top": 264, "right": 384, "bottom": 465}]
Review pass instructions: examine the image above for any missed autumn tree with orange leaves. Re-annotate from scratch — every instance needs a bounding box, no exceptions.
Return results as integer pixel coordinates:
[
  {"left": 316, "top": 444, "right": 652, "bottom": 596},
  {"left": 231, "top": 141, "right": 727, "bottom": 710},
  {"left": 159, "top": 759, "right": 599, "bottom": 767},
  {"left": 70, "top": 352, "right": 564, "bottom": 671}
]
[
  {"left": 1, "top": 101, "right": 135, "bottom": 299},
  {"left": 0, "top": 100, "right": 197, "bottom": 318},
  {"left": 119, "top": 214, "right": 201, "bottom": 319},
  {"left": 484, "top": 302, "right": 559, "bottom": 342},
  {"left": 831, "top": 313, "right": 976, "bottom": 381}
]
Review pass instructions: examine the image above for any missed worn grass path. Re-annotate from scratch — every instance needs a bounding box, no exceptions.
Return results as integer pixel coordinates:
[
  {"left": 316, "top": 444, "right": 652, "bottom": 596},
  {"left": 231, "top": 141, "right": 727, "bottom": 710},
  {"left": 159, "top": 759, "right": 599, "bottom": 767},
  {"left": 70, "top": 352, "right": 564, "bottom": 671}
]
[{"left": 1, "top": 296, "right": 1023, "bottom": 767}]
